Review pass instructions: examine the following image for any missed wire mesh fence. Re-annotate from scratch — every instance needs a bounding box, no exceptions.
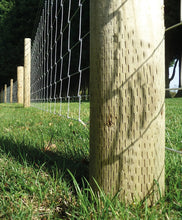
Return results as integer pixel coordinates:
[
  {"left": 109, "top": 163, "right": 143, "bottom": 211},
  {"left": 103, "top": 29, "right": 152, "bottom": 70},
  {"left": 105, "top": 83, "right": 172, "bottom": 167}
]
[
  {"left": 6, "top": 86, "right": 10, "bottom": 103},
  {"left": 13, "top": 81, "right": 18, "bottom": 103},
  {"left": 31, "top": 0, "right": 90, "bottom": 125}
]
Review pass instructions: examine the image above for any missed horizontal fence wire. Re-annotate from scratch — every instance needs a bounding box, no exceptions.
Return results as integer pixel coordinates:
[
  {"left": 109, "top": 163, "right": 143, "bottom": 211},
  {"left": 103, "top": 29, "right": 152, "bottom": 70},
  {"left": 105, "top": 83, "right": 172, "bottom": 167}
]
[
  {"left": 165, "top": 87, "right": 182, "bottom": 91},
  {"left": 31, "top": 0, "right": 90, "bottom": 125},
  {"left": 165, "top": 21, "right": 182, "bottom": 33},
  {"left": 165, "top": 147, "right": 182, "bottom": 155}
]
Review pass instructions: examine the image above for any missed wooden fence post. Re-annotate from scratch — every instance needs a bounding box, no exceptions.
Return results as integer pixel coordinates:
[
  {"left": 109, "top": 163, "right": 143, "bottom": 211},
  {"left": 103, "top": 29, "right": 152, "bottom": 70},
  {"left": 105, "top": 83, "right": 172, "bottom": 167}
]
[
  {"left": 90, "top": 0, "right": 165, "bottom": 205},
  {"left": 24, "top": 38, "right": 31, "bottom": 107},
  {"left": 10, "top": 79, "right": 13, "bottom": 103},
  {"left": 4, "top": 84, "right": 7, "bottom": 104},
  {"left": 0, "top": 88, "right": 3, "bottom": 103},
  {"left": 17, "top": 66, "right": 24, "bottom": 104}
]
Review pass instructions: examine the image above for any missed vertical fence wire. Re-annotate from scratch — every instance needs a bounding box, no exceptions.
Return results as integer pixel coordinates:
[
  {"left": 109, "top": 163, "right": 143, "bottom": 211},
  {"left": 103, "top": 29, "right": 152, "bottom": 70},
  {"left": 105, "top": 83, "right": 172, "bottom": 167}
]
[
  {"left": 6, "top": 86, "right": 10, "bottom": 103},
  {"left": 13, "top": 81, "right": 18, "bottom": 103},
  {"left": 31, "top": 0, "right": 90, "bottom": 124}
]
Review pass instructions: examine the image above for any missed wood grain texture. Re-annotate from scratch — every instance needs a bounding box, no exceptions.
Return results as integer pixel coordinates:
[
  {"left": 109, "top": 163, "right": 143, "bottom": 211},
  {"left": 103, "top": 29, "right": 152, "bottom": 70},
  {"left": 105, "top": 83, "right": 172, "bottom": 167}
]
[
  {"left": 10, "top": 79, "right": 13, "bottom": 103},
  {"left": 17, "top": 66, "right": 24, "bottom": 104},
  {"left": 90, "top": 0, "right": 165, "bottom": 205},
  {"left": 0, "top": 88, "right": 3, "bottom": 103},
  {"left": 24, "top": 38, "right": 31, "bottom": 108}
]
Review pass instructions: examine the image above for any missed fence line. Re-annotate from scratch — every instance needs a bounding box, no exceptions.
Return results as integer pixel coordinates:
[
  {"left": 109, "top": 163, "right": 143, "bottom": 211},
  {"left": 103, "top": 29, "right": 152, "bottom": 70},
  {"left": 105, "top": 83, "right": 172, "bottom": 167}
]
[
  {"left": 1, "top": 80, "right": 181, "bottom": 103},
  {"left": 1, "top": 80, "right": 18, "bottom": 104},
  {"left": 0, "top": 0, "right": 181, "bottom": 205}
]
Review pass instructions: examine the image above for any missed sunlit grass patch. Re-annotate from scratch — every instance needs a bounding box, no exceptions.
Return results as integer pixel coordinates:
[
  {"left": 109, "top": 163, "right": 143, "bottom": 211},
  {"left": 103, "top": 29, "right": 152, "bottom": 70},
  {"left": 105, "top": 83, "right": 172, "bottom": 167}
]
[{"left": 0, "top": 99, "right": 181, "bottom": 219}]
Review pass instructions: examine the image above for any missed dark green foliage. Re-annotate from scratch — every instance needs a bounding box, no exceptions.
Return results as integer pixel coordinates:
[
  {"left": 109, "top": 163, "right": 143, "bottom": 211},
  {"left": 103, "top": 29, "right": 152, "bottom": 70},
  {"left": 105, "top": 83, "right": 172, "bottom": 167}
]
[
  {"left": 164, "top": 0, "right": 180, "bottom": 28},
  {"left": 0, "top": 0, "right": 43, "bottom": 89},
  {"left": 164, "top": 0, "right": 181, "bottom": 97}
]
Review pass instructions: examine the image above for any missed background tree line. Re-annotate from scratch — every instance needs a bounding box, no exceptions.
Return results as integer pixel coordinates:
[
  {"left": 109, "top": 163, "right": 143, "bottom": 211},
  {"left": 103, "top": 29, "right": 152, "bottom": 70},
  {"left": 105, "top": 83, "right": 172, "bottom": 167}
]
[
  {"left": 0, "top": 0, "right": 181, "bottom": 97},
  {"left": 165, "top": 0, "right": 182, "bottom": 97},
  {"left": 0, "top": 0, "right": 43, "bottom": 89}
]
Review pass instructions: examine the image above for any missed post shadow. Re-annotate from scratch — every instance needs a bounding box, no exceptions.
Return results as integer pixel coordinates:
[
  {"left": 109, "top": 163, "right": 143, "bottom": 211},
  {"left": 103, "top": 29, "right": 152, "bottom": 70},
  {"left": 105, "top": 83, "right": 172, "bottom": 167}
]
[{"left": 0, "top": 135, "right": 89, "bottom": 184}]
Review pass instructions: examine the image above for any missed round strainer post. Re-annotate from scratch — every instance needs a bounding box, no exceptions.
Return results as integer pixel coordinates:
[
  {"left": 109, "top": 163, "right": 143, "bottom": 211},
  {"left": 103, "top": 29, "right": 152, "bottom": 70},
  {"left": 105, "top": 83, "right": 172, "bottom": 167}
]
[
  {"left": 10, "top": 79, "right": 13, "bottom": 103},
  {"left": 17, "top": 66, "right": 24, "bottom": 104},
  {"left": 90, "top": 0, "right": 165, "bottom": 205},
  {"left": 0, "top": 88, "right": 3, "bottom": 103},
  {"left": 24, "top": 38, "right": 31, "bottom": 108}
]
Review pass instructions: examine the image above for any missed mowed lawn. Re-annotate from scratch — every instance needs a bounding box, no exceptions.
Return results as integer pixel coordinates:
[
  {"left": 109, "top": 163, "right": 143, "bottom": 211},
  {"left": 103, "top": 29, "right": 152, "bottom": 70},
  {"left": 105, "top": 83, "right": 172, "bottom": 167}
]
[{"left": 0, "top": 99, "right": 181, "bottom": 219}]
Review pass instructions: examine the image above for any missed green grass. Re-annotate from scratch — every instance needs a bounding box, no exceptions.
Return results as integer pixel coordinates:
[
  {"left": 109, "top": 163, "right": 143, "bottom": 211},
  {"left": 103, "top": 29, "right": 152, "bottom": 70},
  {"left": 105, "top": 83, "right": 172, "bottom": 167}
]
[
  {"left": 31, "top": 101, "right": 90, "bottom": 124},
  {"left": 0, "top": 99, "right": 181, "bottom": 219}
]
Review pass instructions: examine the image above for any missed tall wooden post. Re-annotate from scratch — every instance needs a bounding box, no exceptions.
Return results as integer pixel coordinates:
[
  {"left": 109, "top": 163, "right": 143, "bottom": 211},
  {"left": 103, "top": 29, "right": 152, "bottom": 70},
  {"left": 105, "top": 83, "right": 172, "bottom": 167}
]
[
  {"left": 17, "top": 66, "right": 24, "bottom": 104},
  {"left": 0, "top": 88, "right": 3, "bottom": 103},
  {"left": 90, "top": 0, "right": 165, "bottom": 205},
  {"left": 10, "top": 79, "right": 13, "bottom": 103},
  {"left": 24, "top": 38, "right": 31, "bottom": 107},
  {"left": 4, "top": 84, "right": 7, "bottom": 104}
]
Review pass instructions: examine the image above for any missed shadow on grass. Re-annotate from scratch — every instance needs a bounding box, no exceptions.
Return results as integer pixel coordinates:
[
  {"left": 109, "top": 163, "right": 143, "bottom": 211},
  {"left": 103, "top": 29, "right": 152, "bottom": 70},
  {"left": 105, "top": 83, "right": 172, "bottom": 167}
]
[
  {"left": 0, "top": 135, "right": 89, "bottom": 183},
  {"left": 0, "top": 104, "right": 24, "bottom": 108}
]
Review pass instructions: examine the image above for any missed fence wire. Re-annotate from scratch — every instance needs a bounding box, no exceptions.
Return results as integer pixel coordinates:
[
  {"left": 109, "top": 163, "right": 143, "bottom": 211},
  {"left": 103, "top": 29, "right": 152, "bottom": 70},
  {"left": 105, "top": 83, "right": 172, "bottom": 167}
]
[
  {"left": 31, "top": 0, "right": 90, "bottom": 125},
  {"left": 6, "top": 86, "right": 10, "bottom": 103},
  {"left": 13, "top": 81, "right": 18, "bottom": 103}
]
